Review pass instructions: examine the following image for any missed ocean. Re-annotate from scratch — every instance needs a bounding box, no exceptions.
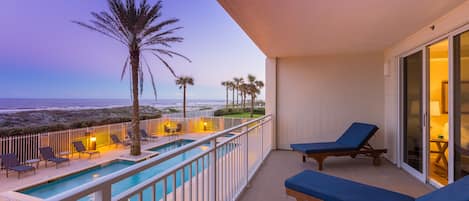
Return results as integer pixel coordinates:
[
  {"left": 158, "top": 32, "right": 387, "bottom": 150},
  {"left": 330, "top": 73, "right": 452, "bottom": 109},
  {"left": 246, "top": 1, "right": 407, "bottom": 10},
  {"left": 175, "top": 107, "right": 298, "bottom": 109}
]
[{"left": 0, "top": 98, "right": 225, "bottom": 113}]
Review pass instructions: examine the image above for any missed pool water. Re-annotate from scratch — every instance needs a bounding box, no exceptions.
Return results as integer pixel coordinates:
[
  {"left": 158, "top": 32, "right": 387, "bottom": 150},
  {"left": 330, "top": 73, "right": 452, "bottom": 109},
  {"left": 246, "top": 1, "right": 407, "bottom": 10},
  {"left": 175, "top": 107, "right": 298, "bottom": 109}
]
[
  {"left": 20, "top": 160, "right": 135, "bottom": 199},
  {"left": 147, "top": 139, "right": 195, "bottom": 153},
  {"left": 20, "top": 139, "right": 236, "bottom": 201}
]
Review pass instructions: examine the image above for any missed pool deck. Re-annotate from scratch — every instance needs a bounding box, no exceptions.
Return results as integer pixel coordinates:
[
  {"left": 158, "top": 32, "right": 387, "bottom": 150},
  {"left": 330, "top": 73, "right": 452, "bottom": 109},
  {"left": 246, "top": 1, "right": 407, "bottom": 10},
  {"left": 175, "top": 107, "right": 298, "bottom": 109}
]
[{"left": 0, "top": 133, "right": 211, "bottom": 200}]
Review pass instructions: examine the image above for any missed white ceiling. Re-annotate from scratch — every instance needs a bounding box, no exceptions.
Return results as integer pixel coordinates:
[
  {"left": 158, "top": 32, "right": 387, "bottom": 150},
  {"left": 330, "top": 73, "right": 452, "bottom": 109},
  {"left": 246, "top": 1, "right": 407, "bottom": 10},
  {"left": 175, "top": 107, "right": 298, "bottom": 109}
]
[{"left": 218, "top": 0, "right": 466, "bottom": 57}]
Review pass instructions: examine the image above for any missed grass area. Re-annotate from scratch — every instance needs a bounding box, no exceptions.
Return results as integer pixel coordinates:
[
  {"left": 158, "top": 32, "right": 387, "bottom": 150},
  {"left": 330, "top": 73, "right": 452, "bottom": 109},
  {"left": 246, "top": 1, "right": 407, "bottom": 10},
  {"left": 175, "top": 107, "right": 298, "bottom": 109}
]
[{"left": 222, "top": 112, "right": 263, "bottom": 118}]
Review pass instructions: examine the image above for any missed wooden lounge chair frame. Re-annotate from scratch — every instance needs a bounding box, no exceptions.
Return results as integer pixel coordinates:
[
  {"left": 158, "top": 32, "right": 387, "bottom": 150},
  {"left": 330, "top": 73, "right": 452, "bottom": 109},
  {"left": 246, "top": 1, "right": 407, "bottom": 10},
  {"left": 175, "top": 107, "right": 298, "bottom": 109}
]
[
  {"left": 286, "top": 188, "right": 321, "bottom": 201},
  {"left": 301, "top": 142, "right": 387, "bottom": 171}
]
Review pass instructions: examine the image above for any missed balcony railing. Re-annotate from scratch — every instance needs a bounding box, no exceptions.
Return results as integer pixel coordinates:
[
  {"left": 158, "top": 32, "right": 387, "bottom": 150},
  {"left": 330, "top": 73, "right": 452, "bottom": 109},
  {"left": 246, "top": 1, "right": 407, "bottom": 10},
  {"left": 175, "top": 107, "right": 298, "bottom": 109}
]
[{"left": 44, "top": 114, "right": 273, "bottom": 201}]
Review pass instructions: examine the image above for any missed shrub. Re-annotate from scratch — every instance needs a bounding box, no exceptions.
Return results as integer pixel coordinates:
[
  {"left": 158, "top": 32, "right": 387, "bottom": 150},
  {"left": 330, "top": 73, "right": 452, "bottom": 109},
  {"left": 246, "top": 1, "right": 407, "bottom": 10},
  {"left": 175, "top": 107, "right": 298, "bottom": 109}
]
[{"left": 213, "top": 108, "right": 265, "bottom": 116}]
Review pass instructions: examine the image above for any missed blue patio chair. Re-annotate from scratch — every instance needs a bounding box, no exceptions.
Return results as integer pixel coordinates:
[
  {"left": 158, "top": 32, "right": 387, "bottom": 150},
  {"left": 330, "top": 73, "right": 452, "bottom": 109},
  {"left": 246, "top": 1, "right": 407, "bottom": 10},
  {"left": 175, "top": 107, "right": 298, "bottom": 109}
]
[
  {"left": 290, "top": 122, "right": 386, "bottom": 170},
  {"left": 111, "top": 134, "right": 131, "bottom": 147},
  {"left": 140, "top": 129, "right": 158, "bottom": 140},
  {"left": 127, "top": 130, "right": 149, "bottom": 141},
  {"left": 285, "top": 170, "right": 469, "bottom": 201},
  {"left": 39, "top": 147, "right": 70, "bottom": 168},
  {"left": 1, "top": 153, "right": 35, "bottom": 179},
  {"left": 72, "top": 141, "right": 100, "bottom": 159}
]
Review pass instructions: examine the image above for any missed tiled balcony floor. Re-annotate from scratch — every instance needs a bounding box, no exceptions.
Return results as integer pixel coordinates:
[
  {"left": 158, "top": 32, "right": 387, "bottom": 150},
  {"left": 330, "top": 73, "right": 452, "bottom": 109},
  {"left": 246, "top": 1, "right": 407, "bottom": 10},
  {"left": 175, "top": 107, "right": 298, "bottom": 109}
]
[{"left": 238, "top": 150, "right": 434, "bottom": 201}]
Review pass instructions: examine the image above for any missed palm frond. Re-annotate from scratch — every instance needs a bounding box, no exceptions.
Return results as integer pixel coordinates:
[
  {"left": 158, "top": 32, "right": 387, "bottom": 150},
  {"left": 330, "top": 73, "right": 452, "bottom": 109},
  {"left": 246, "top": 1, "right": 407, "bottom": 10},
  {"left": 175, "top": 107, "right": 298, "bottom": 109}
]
[
  {"left": 152, "top": 53, "right": 177, "bottom": 77},
  {"left": 142, "top": 56, "right": 158, "bottom": 100},
  {"left": 120, "top": 56, "right": 129, "bottom": 81}
]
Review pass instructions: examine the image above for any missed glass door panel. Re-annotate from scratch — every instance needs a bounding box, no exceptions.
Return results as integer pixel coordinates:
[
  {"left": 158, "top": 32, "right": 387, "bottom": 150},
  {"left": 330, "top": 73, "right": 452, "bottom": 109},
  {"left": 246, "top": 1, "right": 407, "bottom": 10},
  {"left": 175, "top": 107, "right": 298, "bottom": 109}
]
[
  {"left": 454, "top": 31, "right": 469, "bottom": 180},
  {"left": 428, "top": 39, "right": 449, "bottom": 185},
  {"left": 403, "top": 51, "right": 424, "bottom": 173}
]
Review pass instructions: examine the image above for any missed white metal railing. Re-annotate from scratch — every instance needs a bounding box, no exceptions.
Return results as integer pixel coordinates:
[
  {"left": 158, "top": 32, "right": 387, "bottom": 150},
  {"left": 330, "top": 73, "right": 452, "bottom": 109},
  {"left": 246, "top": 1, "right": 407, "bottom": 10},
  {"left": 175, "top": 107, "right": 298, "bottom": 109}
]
[
  {"left": 0, "top": 116, "right": 251, "bottom": 163},
  {"left": 43, "top": 114, "right": 272, "bottom": 201}
]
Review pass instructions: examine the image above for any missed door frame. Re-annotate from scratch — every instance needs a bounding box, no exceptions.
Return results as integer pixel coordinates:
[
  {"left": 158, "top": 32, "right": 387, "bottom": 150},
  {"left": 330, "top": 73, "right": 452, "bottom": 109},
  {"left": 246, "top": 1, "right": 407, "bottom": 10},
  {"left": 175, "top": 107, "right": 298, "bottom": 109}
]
[{"left": 398, "top": 47, "right": 427, "bottom": 183}]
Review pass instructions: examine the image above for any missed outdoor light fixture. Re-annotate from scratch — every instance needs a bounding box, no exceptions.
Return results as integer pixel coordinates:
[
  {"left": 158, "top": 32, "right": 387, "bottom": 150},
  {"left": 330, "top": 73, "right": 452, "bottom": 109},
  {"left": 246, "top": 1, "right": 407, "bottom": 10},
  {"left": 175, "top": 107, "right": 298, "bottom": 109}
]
[
  {"left": 90, "top": 136, "right": 97, "bottom": 150},
  {"left": 203, "top": 122, "right": 208, "bottom": 131}
]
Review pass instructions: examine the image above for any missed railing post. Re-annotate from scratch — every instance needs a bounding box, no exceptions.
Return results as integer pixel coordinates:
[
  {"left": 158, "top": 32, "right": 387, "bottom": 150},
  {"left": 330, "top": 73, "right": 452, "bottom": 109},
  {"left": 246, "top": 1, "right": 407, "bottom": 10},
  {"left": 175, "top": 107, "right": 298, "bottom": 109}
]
[
  {"left": 94, "top": 184, "right": 112, "bottom": 201},
  {"left": 209, "top": 138, "right": 217, "bottom": 201},
  {"left": 244, "top": 125, "right": 249, "bottom": 187}
]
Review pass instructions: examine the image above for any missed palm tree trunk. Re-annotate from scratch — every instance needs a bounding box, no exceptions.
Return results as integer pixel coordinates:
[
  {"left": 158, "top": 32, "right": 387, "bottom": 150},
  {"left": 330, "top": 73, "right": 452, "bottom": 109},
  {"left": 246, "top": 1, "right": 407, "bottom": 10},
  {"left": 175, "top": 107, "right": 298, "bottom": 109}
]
[
  {"left": 250, "top": 96, "right": 255, "bottom": 118},
  {"left": 183, "top": 85, "right": 187, "bottom": 118},
  {"left": 130, "top": 49, "right": 141, "bottom": 156},
  {"left": 232, "top": 88, "right": 235, "bottom": 108},
  {"left": 225, "top": 87, "right": 228, "bottom": 108},
  {"left": 236, "top": 88, "right": 238, "bottom": 106}
]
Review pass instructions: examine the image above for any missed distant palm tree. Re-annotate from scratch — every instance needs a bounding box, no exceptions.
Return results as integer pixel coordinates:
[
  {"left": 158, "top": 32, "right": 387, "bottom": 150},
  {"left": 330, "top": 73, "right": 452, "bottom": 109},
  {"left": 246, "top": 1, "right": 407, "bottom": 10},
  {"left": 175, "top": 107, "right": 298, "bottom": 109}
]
[
  {"left": 221, "top": 81, "right": 230, "bottom": 107},
  {"left": 227, "top": 81, "right": 236, "bottom": 107},
  {"left": 176, "top": 76, "right": 194, "bottom": 118},
  {"left": 74, "top": 0, "right": 190, "bottom": 156},
  {"left": 239, "top": 83, "right": 248, "bottom": 109},
  {"left": 233, "top": 77, "right": 243, "bottom": 107},
  {"left": 246, "top": 75, "right": 264, "bottom": 117}
]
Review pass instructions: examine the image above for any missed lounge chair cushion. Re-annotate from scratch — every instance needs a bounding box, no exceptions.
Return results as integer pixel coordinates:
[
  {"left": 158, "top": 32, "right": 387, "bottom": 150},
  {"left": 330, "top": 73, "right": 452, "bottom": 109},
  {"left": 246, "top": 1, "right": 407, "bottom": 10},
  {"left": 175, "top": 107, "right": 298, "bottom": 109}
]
[
  {"left": 335, "top": 122, "right": 379, "bottom": 149},
  {"left": 290, "top": 142, "right": 355, "bottom": 154},
  {"left": 9, "top": 165, "right": 34, "bottom": 172},
  {"left": 285, "top": 170, "right": 415, "bottom": 201},
  {"left": 49, "top": 157, "right": 69, "bottom": 163},
  {"left": 416, "top": 175, "right": 469, "bottom": 201}
]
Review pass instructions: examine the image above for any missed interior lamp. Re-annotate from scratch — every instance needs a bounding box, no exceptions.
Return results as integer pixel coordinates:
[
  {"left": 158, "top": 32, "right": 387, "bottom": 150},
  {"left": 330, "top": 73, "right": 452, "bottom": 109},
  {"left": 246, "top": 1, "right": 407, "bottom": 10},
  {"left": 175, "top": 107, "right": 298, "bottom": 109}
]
[{"left": 430, "top": 101, "right": 441, "bottom": 116}]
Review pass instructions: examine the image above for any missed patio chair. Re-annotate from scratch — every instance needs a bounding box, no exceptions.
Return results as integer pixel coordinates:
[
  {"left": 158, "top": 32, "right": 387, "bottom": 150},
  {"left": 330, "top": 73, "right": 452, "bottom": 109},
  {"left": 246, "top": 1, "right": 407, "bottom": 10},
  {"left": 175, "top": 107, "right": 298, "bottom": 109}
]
[
  {"left": 290, "top": 122, "right": 386, "bottom": 170},
  {"left": 1, "top": 153, "right": 35, "bottom": 178},
  {"left": 127, "top": 131, "right": 149, "bottom": 142},
  {"left": 140, "top": 129, "right": 158, "bottom": 140},
  {"left": 111, "top": 134, "right": 131, "bottom": 147},
  {"left": 72, "top": 141, "right": 100, "bottom": 159},
  {"left": 285, "top": 170, "right": 469, "bottom": 201},
  {"left": 39, "top": 147, "right": 70, "bottom": 168},
  {"left": 176, "top": 123, "right": 182, "bottom": 133}
]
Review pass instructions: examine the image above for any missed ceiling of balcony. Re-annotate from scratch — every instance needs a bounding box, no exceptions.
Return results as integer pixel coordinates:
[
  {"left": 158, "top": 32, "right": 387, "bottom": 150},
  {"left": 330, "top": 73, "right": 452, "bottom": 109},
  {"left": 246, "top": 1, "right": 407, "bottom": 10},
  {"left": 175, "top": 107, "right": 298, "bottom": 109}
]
[{"left": 218, "top": 0, "right": 466, "bottom": 57}]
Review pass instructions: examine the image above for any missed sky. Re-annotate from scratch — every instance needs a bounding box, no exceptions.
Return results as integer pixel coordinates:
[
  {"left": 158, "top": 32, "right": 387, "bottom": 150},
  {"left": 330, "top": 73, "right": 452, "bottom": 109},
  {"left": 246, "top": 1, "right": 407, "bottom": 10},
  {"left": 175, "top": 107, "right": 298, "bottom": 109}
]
[{"left": 0, "top": 0, "right": 265, "bottom": 100}]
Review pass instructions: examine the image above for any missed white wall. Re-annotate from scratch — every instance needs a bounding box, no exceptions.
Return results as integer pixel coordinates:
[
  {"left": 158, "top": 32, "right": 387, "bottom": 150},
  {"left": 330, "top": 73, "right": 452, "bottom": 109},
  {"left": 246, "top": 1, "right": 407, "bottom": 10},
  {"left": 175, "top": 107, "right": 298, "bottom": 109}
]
[{"left": 274, "top": 53, "right": 385, "bottom": 151}]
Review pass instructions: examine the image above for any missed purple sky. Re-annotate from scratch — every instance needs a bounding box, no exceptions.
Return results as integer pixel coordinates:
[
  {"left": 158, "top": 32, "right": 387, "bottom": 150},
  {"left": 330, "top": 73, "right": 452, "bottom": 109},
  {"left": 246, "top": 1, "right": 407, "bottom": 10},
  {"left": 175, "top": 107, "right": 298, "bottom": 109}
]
[{"left": 0, "top": 0, "right": 265, "bottom": 100}]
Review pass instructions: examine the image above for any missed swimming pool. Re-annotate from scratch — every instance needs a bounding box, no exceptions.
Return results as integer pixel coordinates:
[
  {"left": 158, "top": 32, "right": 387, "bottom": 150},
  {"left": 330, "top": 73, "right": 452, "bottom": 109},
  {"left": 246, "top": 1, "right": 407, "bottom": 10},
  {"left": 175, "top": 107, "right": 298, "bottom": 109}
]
[
  {"left": 20, "top": 160, "right": 135, "bottom": 199},
  {"left": 147, "top": 139, "right": 195, "bottom": 153},
  {"left": 19, "top": 139, "right": 220, "bottom": 200}
]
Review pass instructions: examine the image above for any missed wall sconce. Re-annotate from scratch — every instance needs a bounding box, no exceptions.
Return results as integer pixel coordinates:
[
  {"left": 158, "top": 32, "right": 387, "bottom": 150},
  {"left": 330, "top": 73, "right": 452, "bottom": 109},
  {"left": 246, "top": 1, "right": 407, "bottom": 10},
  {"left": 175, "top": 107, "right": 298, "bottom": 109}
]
[
  {"left": 203, "top": 122, "right": 208, "bottom": 131},
  {"left": 90, "top": 136, "right": 97, "bottom": 150}
]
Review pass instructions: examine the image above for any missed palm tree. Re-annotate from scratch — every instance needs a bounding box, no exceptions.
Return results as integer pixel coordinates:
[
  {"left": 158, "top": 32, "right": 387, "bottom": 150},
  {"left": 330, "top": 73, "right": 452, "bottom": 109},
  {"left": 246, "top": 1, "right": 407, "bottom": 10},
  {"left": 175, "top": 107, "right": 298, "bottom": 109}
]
[
  {"left": 239, "top": 83, "right": 248, "bottom": 109},
  {"left": 74, "top": 0, "right": 190, "bottom": 156},
  {"left": 246, "top": 74, "right": 264, "bottom": 117},
  {"left": 233, "top": 77, "right": 243, "bottom": 107},
  {"left": 221, "top": 81, "right": 230, "bottom": 108},
  {"left": 227, "top": 81, "right": 236, "bottom": 107},
  {"left": 176, "top": 76, "right": 194, "bottom": 118}
]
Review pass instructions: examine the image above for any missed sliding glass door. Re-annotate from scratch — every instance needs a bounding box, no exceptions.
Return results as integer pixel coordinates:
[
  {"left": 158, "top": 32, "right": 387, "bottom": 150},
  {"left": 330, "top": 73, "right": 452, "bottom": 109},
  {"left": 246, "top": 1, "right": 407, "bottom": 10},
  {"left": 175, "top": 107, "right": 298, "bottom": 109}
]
[
  {"left": 454, "top": 31, "right": 469, "bottom": 180},
  {"left": 402, "top": 51, "right": 424, "bottom": 177}
]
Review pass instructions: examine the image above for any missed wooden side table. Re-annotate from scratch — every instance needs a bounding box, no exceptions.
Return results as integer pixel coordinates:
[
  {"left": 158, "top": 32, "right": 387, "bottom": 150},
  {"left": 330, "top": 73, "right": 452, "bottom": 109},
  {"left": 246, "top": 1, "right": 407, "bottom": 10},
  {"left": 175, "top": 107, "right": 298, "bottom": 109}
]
[{"left": 430, "top": 138, "right": 448, "bottom": 168}]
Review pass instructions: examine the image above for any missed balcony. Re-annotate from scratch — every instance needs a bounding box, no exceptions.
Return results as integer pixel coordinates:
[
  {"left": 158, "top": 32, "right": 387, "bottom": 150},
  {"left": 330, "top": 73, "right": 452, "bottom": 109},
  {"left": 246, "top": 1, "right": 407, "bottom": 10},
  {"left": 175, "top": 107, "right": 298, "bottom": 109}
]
[{"left": 238, "top": 151, "right": 433, "bottom": 201}]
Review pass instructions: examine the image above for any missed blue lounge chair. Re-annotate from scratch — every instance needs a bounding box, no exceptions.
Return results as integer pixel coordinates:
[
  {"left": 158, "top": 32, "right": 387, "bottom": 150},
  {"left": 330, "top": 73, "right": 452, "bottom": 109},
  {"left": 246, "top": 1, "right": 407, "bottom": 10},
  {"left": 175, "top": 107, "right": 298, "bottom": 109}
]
[
  {"left": 140, "top": 129, "right": 158, "bottom": 140},
  {"left": 127, "top": 131, "right": 149, "bottom": 142},
  {"left": 72, "top": 141, "right": 100, "bottom": 159},
  {"left": 39, "top": 147, "right": 70, "bottom": 168},
  {"left": 1, "top": 154, "right": 35, "bottom": 178},
  {"left": 290, "top": 122, "right": 386, "bottom": 170},
  {"left": 285, "top": 170, "right": 469, "bottom": 201},
  {"left": 111, "top": 134, "right": 131, "bottom": 147}
]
